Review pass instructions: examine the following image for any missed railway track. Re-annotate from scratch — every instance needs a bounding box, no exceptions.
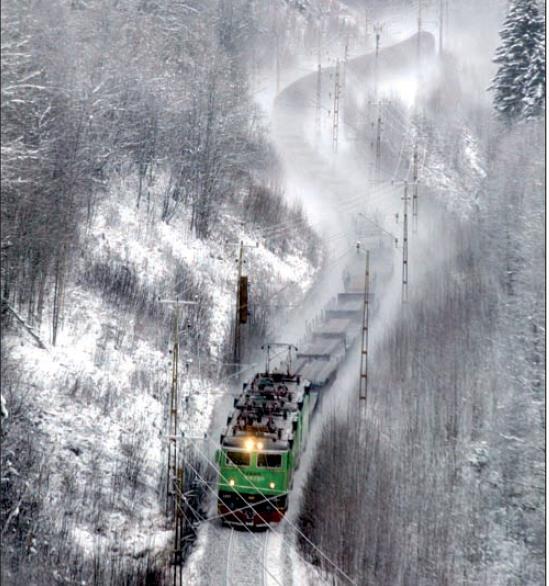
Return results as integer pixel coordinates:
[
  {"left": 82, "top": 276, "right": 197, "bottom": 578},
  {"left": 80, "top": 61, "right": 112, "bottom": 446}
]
[
  {"left": 223, "top": 529, "right": 272, "bottom": 586},
  {"left": 224, "top": 528, "right": 235, "bottom": 586},
  {"left": 262, "top": 530, "right": 270, "bottom": 586}
]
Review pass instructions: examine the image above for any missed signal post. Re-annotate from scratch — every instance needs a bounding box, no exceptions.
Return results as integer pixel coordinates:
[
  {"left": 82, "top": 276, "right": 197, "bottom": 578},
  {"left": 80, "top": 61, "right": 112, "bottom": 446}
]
[{"left": 233, "top": 241, "right": 256, "bottom": 374}]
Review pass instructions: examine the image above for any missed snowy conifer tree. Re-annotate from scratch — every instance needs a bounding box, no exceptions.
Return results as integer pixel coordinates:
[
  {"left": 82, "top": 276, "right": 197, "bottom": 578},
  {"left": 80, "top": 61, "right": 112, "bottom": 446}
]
[
  {"left": 490, "top": 0, "right": 546, "bottom": 121},
  {"left": 522, "top": 22, "right": 546, "bottom": 118}
]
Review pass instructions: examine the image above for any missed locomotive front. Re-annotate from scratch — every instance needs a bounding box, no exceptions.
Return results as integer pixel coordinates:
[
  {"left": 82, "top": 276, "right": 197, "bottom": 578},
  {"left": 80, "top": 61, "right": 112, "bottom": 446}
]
[
  {"left": 215, "top": 372, "right": 309, "bottom": 528},
  {"left": 216, "top": 438, "right": 290, "bottom": 527}
]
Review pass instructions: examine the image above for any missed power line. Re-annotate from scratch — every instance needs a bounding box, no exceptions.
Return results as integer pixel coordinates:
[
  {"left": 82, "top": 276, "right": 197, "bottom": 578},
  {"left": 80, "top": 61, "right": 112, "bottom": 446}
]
[{"left": 254, "top": 181, "right": 402, "bottom": 242}]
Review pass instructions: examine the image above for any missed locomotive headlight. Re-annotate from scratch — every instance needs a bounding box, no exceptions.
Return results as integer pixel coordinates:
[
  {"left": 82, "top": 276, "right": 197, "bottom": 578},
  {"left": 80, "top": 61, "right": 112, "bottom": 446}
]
[
  {"left": 257, "top": 441, "right": 264, "bottom": 450},
  {"left": 244, "top": 438, "right": 254, "bottom": 451},
  {"left": 269, "top": 482, "right": 275, "bottom": 489},
  {"left": 229, "top": 479, "right": 235, "bottom": 487}
]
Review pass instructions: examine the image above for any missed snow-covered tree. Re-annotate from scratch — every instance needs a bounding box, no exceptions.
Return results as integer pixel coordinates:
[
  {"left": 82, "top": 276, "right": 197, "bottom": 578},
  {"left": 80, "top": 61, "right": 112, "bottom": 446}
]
[
  {"left": 490, "top": 0, "right": 545, "bottom": 121},
  {"left": 522, "top": 24, "right": 546, "bottom": 118}
]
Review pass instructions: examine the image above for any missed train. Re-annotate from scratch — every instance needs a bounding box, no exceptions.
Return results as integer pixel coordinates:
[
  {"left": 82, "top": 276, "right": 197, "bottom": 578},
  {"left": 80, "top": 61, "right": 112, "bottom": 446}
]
[
  {"left": 215, "top": 231, "right": 394, "bottom": 528},
  {"left": 215, "top": 369, "right": 316, "bottom": 527}
]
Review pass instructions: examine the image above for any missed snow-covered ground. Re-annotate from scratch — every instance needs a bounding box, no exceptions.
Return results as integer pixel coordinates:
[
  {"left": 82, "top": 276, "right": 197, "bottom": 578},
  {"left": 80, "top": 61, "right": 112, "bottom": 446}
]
[{"left": 2, "top": 159, "right": 319, "bottom": 577}]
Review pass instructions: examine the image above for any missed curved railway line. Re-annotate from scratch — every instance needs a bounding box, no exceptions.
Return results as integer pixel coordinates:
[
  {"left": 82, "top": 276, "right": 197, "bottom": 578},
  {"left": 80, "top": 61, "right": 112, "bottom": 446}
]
[{"left": 181, "top": 26, "right": 438, "bottom": 586}]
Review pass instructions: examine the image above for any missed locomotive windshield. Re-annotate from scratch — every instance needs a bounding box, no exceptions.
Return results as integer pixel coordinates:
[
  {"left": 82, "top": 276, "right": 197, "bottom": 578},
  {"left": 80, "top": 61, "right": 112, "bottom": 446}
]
[
  {"left": 226, "top": 451, "right": 250, "bottom": 466},
  {"left": 257, "top": 453, "right": 282, "bottom": 468}
]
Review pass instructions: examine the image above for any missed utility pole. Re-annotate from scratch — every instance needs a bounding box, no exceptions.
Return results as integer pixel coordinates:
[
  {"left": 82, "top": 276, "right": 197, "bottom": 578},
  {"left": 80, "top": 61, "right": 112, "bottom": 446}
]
[
  {"left": 373, "top": 23, "right": 383, "bottom": 101},
  {"left": 375, "top": 113, "right": 382, "bottom": 181},
  {"left": 332, "top": 59, "right": 341, "bottom": 155},
  {"left": 157, "top": 295, "right": 199, "bottom": 549},
  {"left": 446, "top": 0, "right": 450, "bottom": 51},
  {"left": 439, "top": 0, "right": 444, "bottom": 55},
  {"left": 275, "top": 31, "right": 281, "bottom": 94},
  {"left": 402, "top": 182, "right": 410, "bottom": 303},
  {"left": 166, "top": 299, "right": 180, "bottom": 519},
  {"left": 157, "top": 295, "right": 198, "bottom": 585},
  {"left": 173, "top": 464, "right": 184, "bottom": 586},
  {"left": 358, "top": 248, "right": 370, "bottom": 447},
  {"left": 368, "top": 102, "right": 383, "bottom": 183},
  {"left": 286, "top": 344, "right": 298, "bottom": 376},
  {"left": 417, "top": 0, "right": 423, "bottom": 69},
  {"left": 232, "top": 241, "right": 255, "bottom": 373},
  {"left": 367, "top": 99, "right": 383, "bottom": 182},
  {"left": 342, "top": 42, "right": 349, "bottom": 137},
  {"left": 233, "top": 241, "right": 244, "bottom": 369},
  {"left": 195, "top": 321, "right": 201, "bottom": 381},
  {"left": 412, "top": 141, "right": 419, "bottom": 233},
  {"left": 261, "top": 343, "right": 271, "bottom": 374},
  {"left": 342, "top": 43, "right": 349, "bottom": 94},
  {"left": 356, "top": 245, "right": 370, "bottom": 586},
  {"left": 367, "top": 23, "right": 382, "bottom": 166},
  {"left": 315, "top": 18, "right": 323, "bottom": 148},
  {"left": 315, "top": 62, "right": 322, "bottom": 148}
]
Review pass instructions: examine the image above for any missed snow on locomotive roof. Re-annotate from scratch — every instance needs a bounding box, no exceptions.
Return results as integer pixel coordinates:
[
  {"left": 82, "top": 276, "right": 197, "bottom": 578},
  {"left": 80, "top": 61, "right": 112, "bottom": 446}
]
[{"left": 221, "top": 371, "right": 308, "bottom": 452}]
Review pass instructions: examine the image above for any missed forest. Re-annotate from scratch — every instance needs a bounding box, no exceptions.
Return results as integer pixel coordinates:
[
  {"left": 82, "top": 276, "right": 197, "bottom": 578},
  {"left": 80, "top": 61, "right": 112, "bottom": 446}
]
[{"left": 1, "top": 1, "right": 544, "bottom": 585}]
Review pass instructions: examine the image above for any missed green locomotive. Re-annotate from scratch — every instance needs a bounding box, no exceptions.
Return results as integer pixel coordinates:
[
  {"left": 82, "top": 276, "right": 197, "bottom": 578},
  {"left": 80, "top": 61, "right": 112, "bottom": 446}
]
[{"left": 216, "top": 370, "right": 317, "bottom": 528}]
